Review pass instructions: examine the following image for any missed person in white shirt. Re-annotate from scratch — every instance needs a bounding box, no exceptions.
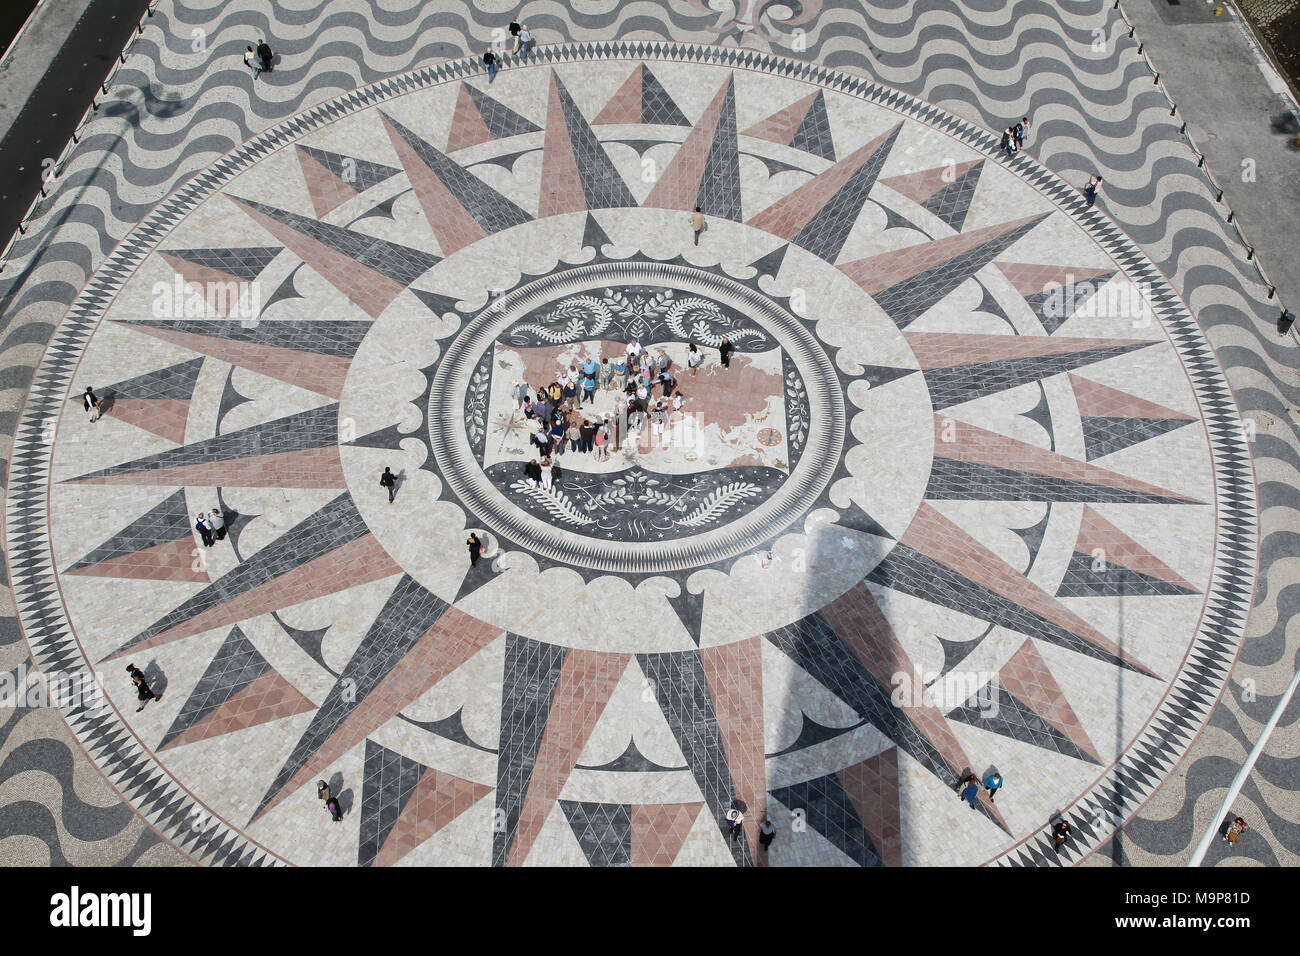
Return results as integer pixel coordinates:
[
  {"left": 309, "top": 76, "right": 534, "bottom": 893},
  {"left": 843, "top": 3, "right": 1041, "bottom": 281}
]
[
  {"left": 209, "top": 508, "right": 226, "bottom": 541},
  {"left": 518, "top": 25, "right": 534, "bottom": 60}
]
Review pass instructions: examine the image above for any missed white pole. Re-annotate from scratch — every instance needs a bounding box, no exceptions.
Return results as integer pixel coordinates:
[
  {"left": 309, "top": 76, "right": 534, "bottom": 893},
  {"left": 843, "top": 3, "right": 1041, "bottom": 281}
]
[{"left": 1188, "top": 664, "right": 1300, "bottom": 866}]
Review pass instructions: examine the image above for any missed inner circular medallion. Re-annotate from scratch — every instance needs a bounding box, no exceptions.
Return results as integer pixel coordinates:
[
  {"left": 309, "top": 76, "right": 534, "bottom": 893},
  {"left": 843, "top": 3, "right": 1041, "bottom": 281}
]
[{"left": 429, "top": 260, "right": 844, "bottom": 574}]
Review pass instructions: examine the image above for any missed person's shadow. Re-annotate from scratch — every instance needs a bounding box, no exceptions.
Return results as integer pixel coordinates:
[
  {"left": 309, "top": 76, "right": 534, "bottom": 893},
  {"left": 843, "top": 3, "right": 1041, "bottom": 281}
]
[
  {"left": 98, "top": 392, "right": 116, "bottom": 417},
  {"left": 142, "top": 659, "right": 167, "bottom": 699},
  {"left": 325, "top": 770, "right": 355, "bottom": 818},
  {"left": 392, "top": 469, "right": 407, "bottom": 501}
]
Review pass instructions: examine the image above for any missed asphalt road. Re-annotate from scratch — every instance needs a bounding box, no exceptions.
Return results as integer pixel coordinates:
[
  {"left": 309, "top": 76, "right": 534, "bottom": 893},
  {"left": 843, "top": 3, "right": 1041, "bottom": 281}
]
[{"left": 0, "top": 0, "right": 153, "bottom": 259}]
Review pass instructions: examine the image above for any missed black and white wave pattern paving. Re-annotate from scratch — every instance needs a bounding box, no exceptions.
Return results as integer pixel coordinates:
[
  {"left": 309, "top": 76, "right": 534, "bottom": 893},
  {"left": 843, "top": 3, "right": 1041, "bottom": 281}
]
[{"left": 0, "top": 0, "right": 1295, "bottom": 866}]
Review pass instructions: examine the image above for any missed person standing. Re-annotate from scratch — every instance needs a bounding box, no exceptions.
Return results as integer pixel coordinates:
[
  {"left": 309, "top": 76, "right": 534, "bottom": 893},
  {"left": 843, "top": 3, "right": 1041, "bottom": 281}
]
[
  {"left": 1000, "top": 126, "right": 1013, "bottom": 157},
  {"left": 209, "top": 508, "right": 226, "bottom": 541},
  {"left": 524, "top": 458, "right": 542, "bottom": 489},
  {"left": 613, "top": 354, "right": 628, "bottom": 391},
  {"left": 718, "top": 337, "right": 733, "bottom": 369},
  {"left": 659, "top": 368, "right": 676, "bottom": 398},
  {"left": 689, "top": 206, "right": 706, "bottom": 246},
  {"left": 380, "top": 466, "right": 397, "bottom": 503},
  {"left": 687, "top": 343, "right": 702, "bottom": 376},
  {"left": 650, "top": 404, "right": 667, "bottom": 442},
  {"left": 1084, "top": 174, "right": 1102, "bottom": 207},
  {"left": 759, "top": 815, "right": 776, "bottom": 852},
  {"left": 126, "top": 663, "right": 161, "bottom": 712},
  {"left": 83, "top": 386, "right": 101, "bottom": 423},
  {"left": 599, "top": 358, "right": 614, "bottom": 391},
  {"left": 594, "top": 422, "right": 608, "bottom": 461},
  {"left": 984, "top": 772, "right": 1003, "bottom": 802},
  {"left": 511, "top": 380, "right": 529, "bottom": 409},
  {"left": 195, "top": 513, "right": 214, "bottom": 548},
  {"left": 317, "top": 780, "right": 331, "bottom": 804},
  {"left": 958, "top": 774, "right": 980, "bottom": 809},
  {"left": 518, "top": 24, "right": 534, "bottom": 60},
  {"left": 540, "top": 458, "right": 554, "bottom": 491},
  {"left": 467, "top": 533, "right": 483, "bottom": 567},
  {"left": 581, "top": 371, "right": 597, "bottom": 406},
  {"left": 580, "top": 419, "right": 596, "bottom": 454},
  {"left": 483, "top": 48, "right": 499, "bottom": 83},
  {"left": 1224, "top": 816, "right": 1248, "bottom": 845},
  {"left": 1016, "top": 116, "right": 1029, "bottom": 148}
]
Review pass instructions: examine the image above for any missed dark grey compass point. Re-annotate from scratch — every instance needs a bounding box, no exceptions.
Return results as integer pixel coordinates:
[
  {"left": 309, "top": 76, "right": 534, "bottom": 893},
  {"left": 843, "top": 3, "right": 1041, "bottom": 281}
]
[
  {"left": 455, "top": 552, "right": 504, "bottom": 602},
  {"left": 747, "top": 243, "right": 789, "bottom": 281},
  {"left": 833, "top": 503, "right": 894, "bottom": 541},
  {"left": 665, "top": 581, "right": 706, "bottom": 646}
]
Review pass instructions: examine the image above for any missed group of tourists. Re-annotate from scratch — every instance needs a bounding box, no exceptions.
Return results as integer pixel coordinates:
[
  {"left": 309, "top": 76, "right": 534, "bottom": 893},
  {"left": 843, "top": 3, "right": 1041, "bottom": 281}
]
[{"left": 514, "top": 337, "right": 732, "bottom": 493}]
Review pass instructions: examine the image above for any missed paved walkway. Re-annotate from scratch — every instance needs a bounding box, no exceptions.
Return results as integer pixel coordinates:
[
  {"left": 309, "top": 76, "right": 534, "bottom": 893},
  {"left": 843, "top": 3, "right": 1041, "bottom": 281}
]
[{"left": 0, "top": 0, "right": 1294, "bottom": 867}]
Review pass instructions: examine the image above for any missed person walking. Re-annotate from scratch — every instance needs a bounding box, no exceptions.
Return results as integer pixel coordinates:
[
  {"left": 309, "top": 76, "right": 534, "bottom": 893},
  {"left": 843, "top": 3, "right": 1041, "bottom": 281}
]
[
  {"left": 511, "top": 380, "right": 530, "bottom": 409},
  {"left": 256, "top": 39, "right": 273, "bottom": 73},
  {"left": 467, "top": 533, "right": 483, "bottom": 567},
  {"left": 509, "top": 18, "right": 522, "bottom": 52},
  {"left": 759, "top": 814, "right": 776, "bottom": 852},
  {"left": 689, "top": 206, "right": 706, "bottom": 246},
  {"left": 483, "top": 48, "right": 499, "bottom": 83},
  {"left": 209, "top": 508, "right": 226, "bottom": 541},
  {"left": 958, "top": 774, "right": 980, "bottom": 809},
  {"left": 1000, "top": 126, "right": 1014, "bottom": 157},
  {"left": 1084, "top": 174, "right": 1102, "bottom": 207},
  {"left": 1016, "top": 116, "right": 1029, "bottom": 148},
  {"left": 380, "top": 466, "right": 397, "bottom": 503},
  {"left": 687, "top": 343, "right": 702, "bottom": 376},
  {"left": 244, "top": 45, "right": 262, "bottom": 79},
  {"left": 518, "top": 24, "right": 534, "bottom": 60},
  {"left": 325, "top": 795, "right": 343, "bottom": 822},
  {"left": 317, "top": 781, "right": 331, "bottom": 804},
  {"left": 659, "top": 368, "right": 676, "bottom": 399},
  {"left": 195, "top": 513, "right": 214, "bottom": 548},
  {"left": 1224, "top": 816, "right": 1248, "bottom": 845},
  {"left": 126, "top": 663, "right": 161, "bottom": 712},
  {"left": 83, "top": 386, "right": 102, "bottom": 423},
  {"left": 984, "top": 772, "right": 1003, "bottom": 802},
  {"left": 718, "top": 337, "right": 733, "bottom": 369}
]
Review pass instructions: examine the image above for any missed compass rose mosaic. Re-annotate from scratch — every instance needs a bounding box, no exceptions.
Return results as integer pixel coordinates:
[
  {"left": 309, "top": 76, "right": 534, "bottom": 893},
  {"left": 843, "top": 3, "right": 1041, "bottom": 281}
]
[{"left": 5, "top": 44, "right": 1256, "bottom": 867}]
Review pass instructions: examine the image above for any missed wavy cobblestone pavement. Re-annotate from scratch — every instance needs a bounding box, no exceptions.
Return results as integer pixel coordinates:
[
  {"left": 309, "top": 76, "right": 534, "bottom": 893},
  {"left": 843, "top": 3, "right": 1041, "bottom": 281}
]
[{"left": 0, "top": 0, "right": 1295, "bottom": 866}]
